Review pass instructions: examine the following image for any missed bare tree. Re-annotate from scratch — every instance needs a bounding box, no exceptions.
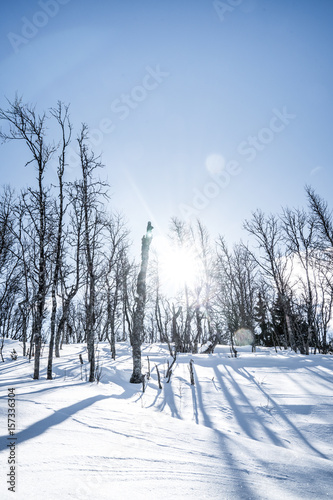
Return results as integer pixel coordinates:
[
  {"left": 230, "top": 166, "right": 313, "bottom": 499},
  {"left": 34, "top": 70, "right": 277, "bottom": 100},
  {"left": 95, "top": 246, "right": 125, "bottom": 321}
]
[
  {"left": 47, "top": 102, "right": 72, "bottom": 379},
  {"left": 0, "top": 187, "right": 20, "bottom": 356},
  {"left": 10, "top": 195, "right": 34, "bottom": 356},
  {"left": 305, "top": 186, "right": 333, "bottom": 351},
  {"left": 215, "top": 237, "right": 258, "bottom": 348},
  {"left": 77, "top": 124, "right": 107, "bottom": 382},
  {"left": 244, "top": 210, "right": 295, "bottom": 350},
  {"left": 281, "top": 207, "right": 318, "bottom": 354},
  {"left": 0, "top": 97, "right": 56, "bottom": 378},
  {"left": 130, "top": 222, "right": 153, "bottom": 384},
  {"left": 191, "top": 220, "right": 215, "bottom": 353},
  {"left": 103, "top": 213, "right": 129, "bottom": 359},
  {"left": 169, "top": 218, "right": 194, "bottom": 352},
  {"left": 150, "top": 218, "right": 216, "bottom": 354}
]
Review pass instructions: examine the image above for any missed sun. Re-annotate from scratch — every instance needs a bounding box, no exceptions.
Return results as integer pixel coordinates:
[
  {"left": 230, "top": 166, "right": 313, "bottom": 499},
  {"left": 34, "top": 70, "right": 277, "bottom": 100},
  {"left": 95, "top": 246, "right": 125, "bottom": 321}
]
[
  {"left": 153, "top": 237, "right": 202, "bottom": 294},
  {"left": 162, "top": 246, "right": 198, "bottom": 288}
]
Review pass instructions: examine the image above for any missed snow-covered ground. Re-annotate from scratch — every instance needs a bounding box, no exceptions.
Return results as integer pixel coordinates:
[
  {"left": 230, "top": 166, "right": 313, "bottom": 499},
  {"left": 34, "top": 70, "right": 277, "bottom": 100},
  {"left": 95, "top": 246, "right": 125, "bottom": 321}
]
[{"left": 0, "top": 340, "right": 332, "bottom": 499}]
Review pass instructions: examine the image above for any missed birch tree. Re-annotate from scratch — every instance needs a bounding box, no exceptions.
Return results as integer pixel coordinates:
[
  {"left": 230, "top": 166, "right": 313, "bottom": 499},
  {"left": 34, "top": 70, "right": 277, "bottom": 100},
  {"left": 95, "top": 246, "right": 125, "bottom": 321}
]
[
  {"left": 77, "top": 124, "right": 107, "bottom": 382},
  {"left": 103, "top": 214, "right": 129, "bottom": 359},
  {"left": 0, "top": 98, "right": 55, "bottom": 378},
  {"left": 47, "top": 103, "right": 72, "bottom": 379},
  {"left": 130, "top": 222, "right": 153, "bottom": 384}
]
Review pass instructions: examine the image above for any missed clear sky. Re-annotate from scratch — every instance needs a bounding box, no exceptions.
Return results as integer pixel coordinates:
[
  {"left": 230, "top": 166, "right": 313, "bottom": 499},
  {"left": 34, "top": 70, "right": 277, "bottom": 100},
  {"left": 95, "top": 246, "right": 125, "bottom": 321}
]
[{"left": 0, "top": 0, "right": 332, "bottom": 252}]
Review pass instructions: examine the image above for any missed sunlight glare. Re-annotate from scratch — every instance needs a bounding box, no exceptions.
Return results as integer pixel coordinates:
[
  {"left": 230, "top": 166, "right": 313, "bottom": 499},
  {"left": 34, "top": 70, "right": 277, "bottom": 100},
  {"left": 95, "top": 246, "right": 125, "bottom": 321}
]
[{"left": 153, "top": 236, "right": 202, "bottom": 295}]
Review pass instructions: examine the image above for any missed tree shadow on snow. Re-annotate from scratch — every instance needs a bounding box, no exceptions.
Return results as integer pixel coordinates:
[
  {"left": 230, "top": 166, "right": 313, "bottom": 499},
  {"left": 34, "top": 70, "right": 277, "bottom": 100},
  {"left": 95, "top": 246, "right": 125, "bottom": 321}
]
[
  {"left": 0, "top": 394, "right": 110, "bottom": 452},
  {"left": 215, "top": 364, "right": 328, "bottom": 460}
]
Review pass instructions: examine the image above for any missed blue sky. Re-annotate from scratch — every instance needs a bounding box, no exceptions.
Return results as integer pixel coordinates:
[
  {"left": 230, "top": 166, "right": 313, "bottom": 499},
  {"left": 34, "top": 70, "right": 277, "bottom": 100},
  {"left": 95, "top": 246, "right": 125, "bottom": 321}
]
[{"left": 0, "top": 0, "right": 332, "bottom": 250}]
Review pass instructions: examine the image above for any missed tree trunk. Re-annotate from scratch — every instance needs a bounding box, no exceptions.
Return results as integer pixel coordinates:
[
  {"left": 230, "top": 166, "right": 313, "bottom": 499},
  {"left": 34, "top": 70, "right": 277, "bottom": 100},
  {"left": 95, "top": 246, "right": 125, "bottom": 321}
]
[
  {"left": 33, "top": 188, "right": 47, "bottom": 380},
  {"left": 47, "top": 108, "right": 68, "bottom": 378},
  {"left": 130, "top": 225, "right": 152, "bottom": 383}
]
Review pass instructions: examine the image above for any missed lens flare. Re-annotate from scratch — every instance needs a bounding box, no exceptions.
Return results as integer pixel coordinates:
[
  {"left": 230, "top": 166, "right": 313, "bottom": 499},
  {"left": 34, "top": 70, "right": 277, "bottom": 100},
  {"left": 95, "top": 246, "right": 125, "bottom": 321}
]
[
  {"left": 233, "top": 328, "right": 254, "bottom": 346},
  {"left": 205, "top": 154, "right": 225, "bottom": 175}
]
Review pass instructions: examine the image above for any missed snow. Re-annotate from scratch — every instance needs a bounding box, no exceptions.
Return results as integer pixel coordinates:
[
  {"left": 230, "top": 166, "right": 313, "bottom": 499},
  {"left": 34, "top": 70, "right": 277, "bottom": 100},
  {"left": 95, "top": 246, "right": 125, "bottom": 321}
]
[{"left": 1, "top": 341, "right": 333, "bottom": 499}]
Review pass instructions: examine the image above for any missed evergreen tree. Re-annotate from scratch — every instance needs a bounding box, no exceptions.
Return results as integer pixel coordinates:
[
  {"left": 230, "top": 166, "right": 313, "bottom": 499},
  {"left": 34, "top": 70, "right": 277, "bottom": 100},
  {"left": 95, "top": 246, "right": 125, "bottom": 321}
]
[{"left": 254, "top": 292, "right": 273, "bottom": 346}]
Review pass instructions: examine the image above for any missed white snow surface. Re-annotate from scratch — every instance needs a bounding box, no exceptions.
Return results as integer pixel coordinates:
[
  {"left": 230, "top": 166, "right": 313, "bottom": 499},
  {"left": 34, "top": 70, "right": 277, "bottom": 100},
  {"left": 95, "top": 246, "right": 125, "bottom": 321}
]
[{"left": 0, "top": 341, "right": 333, "bottom": 499}]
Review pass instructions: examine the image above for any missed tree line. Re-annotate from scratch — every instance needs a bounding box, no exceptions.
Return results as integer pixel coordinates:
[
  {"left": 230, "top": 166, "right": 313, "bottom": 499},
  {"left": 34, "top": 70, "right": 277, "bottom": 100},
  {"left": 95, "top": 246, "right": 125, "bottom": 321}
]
[{"left": 0, "top": 98, "right": 332, "bottom": 382}]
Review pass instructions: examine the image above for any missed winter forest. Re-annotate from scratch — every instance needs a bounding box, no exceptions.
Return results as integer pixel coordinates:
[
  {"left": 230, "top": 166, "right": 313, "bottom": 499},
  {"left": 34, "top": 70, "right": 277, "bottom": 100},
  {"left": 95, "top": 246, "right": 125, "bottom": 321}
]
[{"left": 0, "top": 97, "right": 332, "bottom": 383}]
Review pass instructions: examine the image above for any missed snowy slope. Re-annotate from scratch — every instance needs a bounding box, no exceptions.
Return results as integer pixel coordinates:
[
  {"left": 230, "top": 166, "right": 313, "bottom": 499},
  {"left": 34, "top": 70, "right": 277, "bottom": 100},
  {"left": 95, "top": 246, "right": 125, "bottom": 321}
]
[{"left": 0, "top": 341, "right": 332, "bottom": 499}]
